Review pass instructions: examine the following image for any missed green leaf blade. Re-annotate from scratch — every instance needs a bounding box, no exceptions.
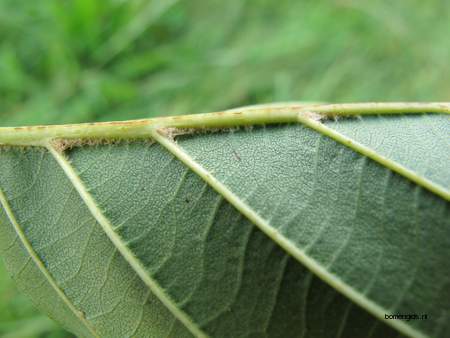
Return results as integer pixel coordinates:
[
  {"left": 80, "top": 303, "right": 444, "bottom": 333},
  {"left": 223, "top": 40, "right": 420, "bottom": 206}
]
[
  {"left": 0, "top": 202, "right": 95, "bottom": 338},
  {"left": 0, "top": 147, "right": 191, "bottom": 338},
  {"left": 324, "top": 113, "right": 450, "bottom": 191},
  {"left": 65, "top": 141, "right": 398, "bottom": 337},
  {"left": 0, "top": 103, "right": 448, "bottom": 338},
  {"left": 173, "top": 122, "right": 450, "bottom": 338}
]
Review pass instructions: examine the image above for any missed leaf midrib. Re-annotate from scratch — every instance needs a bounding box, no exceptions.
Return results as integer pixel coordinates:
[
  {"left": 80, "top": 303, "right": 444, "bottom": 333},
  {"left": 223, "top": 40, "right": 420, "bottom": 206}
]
[{"left": 0, "top": 103, "right": 448, "bottom": 201}]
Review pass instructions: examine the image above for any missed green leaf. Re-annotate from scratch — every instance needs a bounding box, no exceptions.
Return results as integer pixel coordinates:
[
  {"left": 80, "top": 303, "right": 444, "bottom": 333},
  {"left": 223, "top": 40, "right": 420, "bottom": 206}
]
[{"left": 0, "top": 103, "right": 449, "bottom": 338}]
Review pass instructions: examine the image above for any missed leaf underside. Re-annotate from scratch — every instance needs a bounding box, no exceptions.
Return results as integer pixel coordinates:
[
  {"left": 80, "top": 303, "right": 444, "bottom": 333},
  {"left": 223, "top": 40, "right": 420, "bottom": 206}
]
[{"left": 0, "top": 109, "right": 449, "bottom": 338}]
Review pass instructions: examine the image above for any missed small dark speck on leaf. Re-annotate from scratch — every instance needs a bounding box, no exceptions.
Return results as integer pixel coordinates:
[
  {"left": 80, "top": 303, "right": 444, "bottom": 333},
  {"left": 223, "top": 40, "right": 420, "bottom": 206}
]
[{"left": 233, "top": 150, "right": 241, "bottom": 161}]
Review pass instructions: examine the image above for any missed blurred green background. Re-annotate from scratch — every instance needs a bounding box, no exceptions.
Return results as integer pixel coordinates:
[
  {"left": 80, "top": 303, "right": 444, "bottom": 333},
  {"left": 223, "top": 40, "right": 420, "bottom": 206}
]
[{"left": 0, "top": 0, "right": 449, "bottom": 337}]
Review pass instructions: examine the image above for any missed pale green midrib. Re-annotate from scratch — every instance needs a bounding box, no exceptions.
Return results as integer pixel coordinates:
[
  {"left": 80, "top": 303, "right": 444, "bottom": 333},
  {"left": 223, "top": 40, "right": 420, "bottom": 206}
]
[
  {"left": 149, "top": 129, "right": 428, "bottom": 338},
  {"left": 0, "top": 103, "right": 448, "bottom": 201},
  {"left": 0, "top": 187, "right": 99, "bottom": 338},
  {"left": 0, "top": 102, "right": 448, "bottom": 146},
  {"left": 46, "top": 144, "right": 208, "bottom": 338}
]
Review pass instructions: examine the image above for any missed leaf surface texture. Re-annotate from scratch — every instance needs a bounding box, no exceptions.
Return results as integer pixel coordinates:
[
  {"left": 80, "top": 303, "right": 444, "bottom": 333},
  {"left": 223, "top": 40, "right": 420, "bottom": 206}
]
[{"left": 0, "top": 108, "right": 449, "bottom": 338}]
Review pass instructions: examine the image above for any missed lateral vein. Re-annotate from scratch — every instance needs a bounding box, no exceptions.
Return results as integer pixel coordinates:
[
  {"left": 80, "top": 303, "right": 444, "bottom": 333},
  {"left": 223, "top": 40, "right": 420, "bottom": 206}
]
[
  {"left": 0, "top": 186, "right": 99, "bottom": 338},
  {"left": 149, "top": 128, "right": 428, "bottom": 338},
  {"left": 46, "top": 143, "right": 208, "bottom": 338},
  {"left": 297, "top": 114, "right": 450, "bottom": 201}
]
